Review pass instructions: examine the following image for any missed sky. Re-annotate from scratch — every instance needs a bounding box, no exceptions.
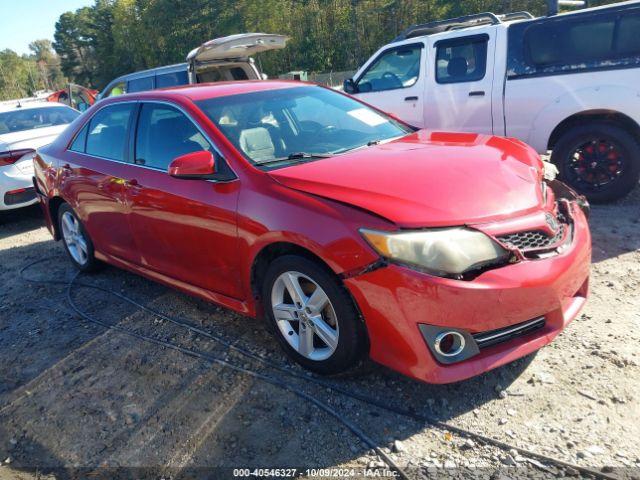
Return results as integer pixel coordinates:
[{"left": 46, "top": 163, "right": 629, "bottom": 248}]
[{"left": 0, "top": 0, "right": 94, "bottom": 55}]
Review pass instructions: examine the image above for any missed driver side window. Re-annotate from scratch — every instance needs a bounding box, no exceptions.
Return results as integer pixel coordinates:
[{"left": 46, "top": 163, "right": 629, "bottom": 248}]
[{"left": 356, "top": 44, "right": 423, "bottom": 93}]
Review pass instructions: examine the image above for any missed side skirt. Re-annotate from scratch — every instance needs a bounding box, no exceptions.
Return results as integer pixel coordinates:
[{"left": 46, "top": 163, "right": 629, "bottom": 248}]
[{"left": 94, "top": 251, "right": 254, "bottom": 317}]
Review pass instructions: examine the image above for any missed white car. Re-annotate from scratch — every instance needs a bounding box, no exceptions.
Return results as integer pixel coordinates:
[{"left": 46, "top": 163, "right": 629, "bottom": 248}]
[
  {"left": 0, "top": 102, "right": 79, "bottom": 210},
  {"left": 345, "top": 1, "right": 640, "bottom": 202}
]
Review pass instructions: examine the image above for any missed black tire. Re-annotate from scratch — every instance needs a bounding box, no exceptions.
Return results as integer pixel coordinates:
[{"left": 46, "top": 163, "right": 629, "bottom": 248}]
[
  {"left": 261, "top": 255, "right": 368, "bottom": 375},
  {"left": 551, "top": 123, "right": 640, "bottom": 203},
  {"left": 58, "top": 203, "right": 100, "bottom": 272}
]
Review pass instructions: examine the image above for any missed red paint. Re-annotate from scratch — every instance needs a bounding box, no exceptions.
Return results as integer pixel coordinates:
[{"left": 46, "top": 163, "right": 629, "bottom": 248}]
[
  {"left": 35, "top": 81, "right": 591, "bottom": 384},
  {"left": 168, "top": 151, "right": 216, "bottom": 178}
]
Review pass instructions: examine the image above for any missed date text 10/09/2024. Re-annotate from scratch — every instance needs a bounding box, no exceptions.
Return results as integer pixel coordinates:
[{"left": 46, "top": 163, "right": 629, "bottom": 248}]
[{"left": 233, "top": 468, "right": 400, "bottom": 477}]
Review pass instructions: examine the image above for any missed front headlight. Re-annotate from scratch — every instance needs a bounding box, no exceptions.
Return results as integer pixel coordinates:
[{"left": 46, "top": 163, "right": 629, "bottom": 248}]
[{"left": 360, "top": 227, "right": 509, "bottom": 278}]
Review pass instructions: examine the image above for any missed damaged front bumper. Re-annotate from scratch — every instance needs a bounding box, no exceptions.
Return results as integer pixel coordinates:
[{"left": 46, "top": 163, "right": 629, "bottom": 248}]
[{"left": 344, "top": 199, "right": 591, "bottom": 384}]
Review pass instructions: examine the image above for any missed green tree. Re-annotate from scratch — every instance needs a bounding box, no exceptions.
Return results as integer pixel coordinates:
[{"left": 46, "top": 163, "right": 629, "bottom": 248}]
[
  {"left": 0, "top": 50, "right": 46, "bottom": 101},
  {"left": 28, "top": 39, "right": 67, "bottom": 89},
  {"left": 49, "top": 0, "right": 625, "bottom": 91},
  {"left": 54, "top": 7, "right": 98, "bottom": 86}
]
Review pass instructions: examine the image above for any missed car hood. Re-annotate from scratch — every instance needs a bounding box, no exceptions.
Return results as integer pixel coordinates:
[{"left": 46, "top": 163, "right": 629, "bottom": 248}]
[
  {"left": 0, "top": 124, "right": 69, "bottom": 152},
  {"left": 268, "top": 131, "right": 545, "bottom": 228}
]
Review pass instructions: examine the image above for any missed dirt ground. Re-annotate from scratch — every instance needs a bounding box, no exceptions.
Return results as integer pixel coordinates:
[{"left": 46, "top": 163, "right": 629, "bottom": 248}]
[{"left": 0, "top": 187, "right": 638, "bottom": 480}]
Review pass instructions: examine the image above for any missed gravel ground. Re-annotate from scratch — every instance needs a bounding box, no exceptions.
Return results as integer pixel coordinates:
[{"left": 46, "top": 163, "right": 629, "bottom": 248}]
[{"left": 0, "top": 188, "right": 638, "bottom": 480}]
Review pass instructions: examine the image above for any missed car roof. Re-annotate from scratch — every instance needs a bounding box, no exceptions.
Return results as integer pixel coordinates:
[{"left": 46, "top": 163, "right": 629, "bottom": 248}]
[
  {"left": 111, "top": 80, "right": 315, "bottom": 102},
  {"left": 391, "top": 0, "right": 640, "bottom": 43},
  {"left": 107, "top": 63, "right": 188, "bottom": 85}
]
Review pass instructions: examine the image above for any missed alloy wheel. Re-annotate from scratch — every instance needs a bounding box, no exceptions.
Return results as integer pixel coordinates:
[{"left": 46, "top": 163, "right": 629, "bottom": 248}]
[
  {"left": 567, "top": 139, "right": 625, "bottom": 192},
  {"left": 61, "top": 211, "right": 89, "bottom": 266},
  {"left": 270, "top": 271, "right": 339, "bottom": 361}
]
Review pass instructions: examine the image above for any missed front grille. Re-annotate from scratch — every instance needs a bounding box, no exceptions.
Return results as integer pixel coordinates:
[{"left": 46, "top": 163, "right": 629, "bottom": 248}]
[
  {"left": 473, "top": 316, "right": 546, "bottom": 349},
  {"left": 497, "top": 224, "right": 565, "bottom": 251},
  {"left": 4, "top": 187, "right": 36, "bottom": 206}
]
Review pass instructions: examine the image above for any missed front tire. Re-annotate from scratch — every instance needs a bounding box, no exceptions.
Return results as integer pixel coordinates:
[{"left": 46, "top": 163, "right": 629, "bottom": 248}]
[
  {"left": 262, "top": 255, "right": 367, "bottom": 375},
  {"left": 58, "top": 203, "right": 99, "bottom": 272},
  {"left": 551, "top": 123, "right": 640, "bottom": 203}
]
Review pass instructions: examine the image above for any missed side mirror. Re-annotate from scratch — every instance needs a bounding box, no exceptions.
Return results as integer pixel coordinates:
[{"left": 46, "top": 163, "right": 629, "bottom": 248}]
[
  {"left": 343, "top": 78, "right": 358, "bottom": 94},
  {"left": 261, "top": 73, "right": 269, "bottom": 80},
  {"left": 168, "top": 150, "right": 216, "bottom": 179}
]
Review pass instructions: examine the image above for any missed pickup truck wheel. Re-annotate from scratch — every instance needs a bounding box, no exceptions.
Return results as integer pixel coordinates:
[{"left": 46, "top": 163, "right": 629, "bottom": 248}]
[
  {"left": 551, "top": 123, "right": 640, "bottom": 203},
  {"left": 58, "top": 203, "right": 100, "bottom": 272},
  {"left": 262, "top": 255, "right": 367, "bottom": 375}
]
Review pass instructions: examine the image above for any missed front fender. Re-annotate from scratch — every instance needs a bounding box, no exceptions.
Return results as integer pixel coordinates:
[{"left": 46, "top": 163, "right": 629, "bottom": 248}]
[{"left": 236, "top": 180, "right": 392, "bottom": 312}]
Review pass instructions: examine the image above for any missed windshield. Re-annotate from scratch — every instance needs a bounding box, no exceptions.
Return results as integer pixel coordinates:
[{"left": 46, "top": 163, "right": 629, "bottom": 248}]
[
  {"left": 0, "top": 106, "right": 79, "bottom": 134},
  {"left": 195, "top": 86, "right": 412, "bottom": 168}
]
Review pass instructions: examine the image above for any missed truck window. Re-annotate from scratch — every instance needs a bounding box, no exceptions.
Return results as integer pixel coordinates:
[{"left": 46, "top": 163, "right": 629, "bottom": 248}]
[
  {"left": 508, "top": 6, "right": 640, "bottom": 78},
  {"left": 356, "top": 44, "right": 422, "bottom": 93},
  {"left": 105, "top": 81, "right": 127, "bottom": 98},
  {"left": 156, "top": 71, "right": 189, "bottom": 88},
  {"left": 128, "top": 75, "right": 154, "bottom": 93},
  {"left": 435, "top": 35, "right": 488, "bottom": 84},
  {"left": 616, "top": 15, "right": 640, "bottom": 56}
]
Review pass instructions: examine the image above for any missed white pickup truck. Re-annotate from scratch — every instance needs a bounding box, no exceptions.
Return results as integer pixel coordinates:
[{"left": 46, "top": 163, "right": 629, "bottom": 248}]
[{"left": 344, "top": 1, "right": 640, "bottom": 202}]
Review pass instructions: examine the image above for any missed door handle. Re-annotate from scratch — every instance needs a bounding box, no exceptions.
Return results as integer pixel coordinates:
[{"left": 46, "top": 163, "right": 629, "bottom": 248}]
[
  {"left": 404, "top": 96, "right": 419, "bottom": 101},
  {"left": 125, "top": 178, "right": 142, "bottom": 195},
  {"left": 469, "top": 91, "right": 485, "bottom": 97}
]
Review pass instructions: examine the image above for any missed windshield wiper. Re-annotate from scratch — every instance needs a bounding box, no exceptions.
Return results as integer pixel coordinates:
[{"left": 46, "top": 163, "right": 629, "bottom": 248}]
[
  {"left": 256, "top": 152, "right": 334, "bottom": 166},
  {"left": 283, "top": 152, "right": 334, "bottom": 160},
  {"left": 335, "top": 136, "right": 404, "bottom": 155}
]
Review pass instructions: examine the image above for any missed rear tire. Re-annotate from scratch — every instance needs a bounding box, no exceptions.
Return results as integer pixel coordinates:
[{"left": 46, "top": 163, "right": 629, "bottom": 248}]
[
  {"left": 261, "top": 255, "right": 367, "bottom": 375},
  {"left": 551, "top": 123, "right": 640, "bottom": 203},
  {"left": 58, "top": 203, "right": 99, "bottom": 272}
]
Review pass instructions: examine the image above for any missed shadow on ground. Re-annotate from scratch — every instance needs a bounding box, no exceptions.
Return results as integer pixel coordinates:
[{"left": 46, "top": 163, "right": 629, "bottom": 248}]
[
  {"left": 0, "top": 205, "right": 44, "bottom": 240},
  {"left": 0, "top": 239, "right": 536, "bottom": 475}
]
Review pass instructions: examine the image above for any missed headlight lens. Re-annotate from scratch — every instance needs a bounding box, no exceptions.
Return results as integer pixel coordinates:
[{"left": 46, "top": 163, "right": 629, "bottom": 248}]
[{"left": 360, "top": 227, "right": 509, "bottom": 277}]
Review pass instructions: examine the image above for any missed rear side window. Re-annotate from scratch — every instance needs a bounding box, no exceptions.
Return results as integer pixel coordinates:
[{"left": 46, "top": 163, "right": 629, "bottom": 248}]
[
  {"left": 134, "top": 103, "right": 211, "bottom": 170},
  {"left": 156, "top": 71, "right": 189, "bottom": 88},
  {"left": 435, "top": 35, "right": 488, "bottom": 84},
  {"left": 85, "top": 104, "right": 134, "bottom": 161},
  {"left": 527, "top": 19, "right": 616, "bottom": 67},
  {"left": 127, "top": 76, "right": 154, "bottom": 93},
  {"left": 69, "top": 124, "right": 88, "bottom": 153},
  {"left": 617, "top": 16, "right": 640, "bottom": 56},
  {"left": 508, "top": 7, "right": 640, "bottom": 78},
  {"left": 356, "top": 44, "right": 422, "bottom": 92}
]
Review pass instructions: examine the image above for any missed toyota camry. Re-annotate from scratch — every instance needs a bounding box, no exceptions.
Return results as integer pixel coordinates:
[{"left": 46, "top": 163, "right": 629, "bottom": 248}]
[{"left": 33, "top": 81, "right": 591, "bottom": 383}]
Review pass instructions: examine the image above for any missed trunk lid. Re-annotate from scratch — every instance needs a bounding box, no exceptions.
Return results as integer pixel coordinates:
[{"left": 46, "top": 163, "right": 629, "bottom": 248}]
[{"left": 186, "top": 33, "right": 289, "bottom": 64}]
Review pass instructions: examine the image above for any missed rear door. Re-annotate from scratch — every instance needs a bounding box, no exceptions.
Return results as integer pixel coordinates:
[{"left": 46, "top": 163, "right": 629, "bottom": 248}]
[
  {"left": 124, "top": 101, "right": 242, "bottom": 299},
  {"left": 352, "top": 42, "right": 426, "bottom": 127},
  {"left": 425, "top": 29, "right": 496, "bottom": 134},
  {"left": 61, "top": 102, "right": 140, "bottom": 263}
]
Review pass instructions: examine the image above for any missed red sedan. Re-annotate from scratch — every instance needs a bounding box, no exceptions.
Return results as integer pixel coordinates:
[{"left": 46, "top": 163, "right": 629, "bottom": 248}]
[{"left": 33, "top": 81, "right": 591, "bottom": 384}]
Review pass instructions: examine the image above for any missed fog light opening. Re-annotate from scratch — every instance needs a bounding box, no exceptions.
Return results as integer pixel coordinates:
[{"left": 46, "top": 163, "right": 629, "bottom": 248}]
[{"left": 434, "top": 331, "right": 466, "bottom": 357}]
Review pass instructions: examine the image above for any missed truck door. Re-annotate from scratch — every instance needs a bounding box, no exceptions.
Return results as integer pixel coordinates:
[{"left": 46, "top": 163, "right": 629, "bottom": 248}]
[
  {"left": 351, "top": 42, "right": 426, "bottom": 128},
  {"left": 425, "top": 29, "right": 496, "bottom": 134}
]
